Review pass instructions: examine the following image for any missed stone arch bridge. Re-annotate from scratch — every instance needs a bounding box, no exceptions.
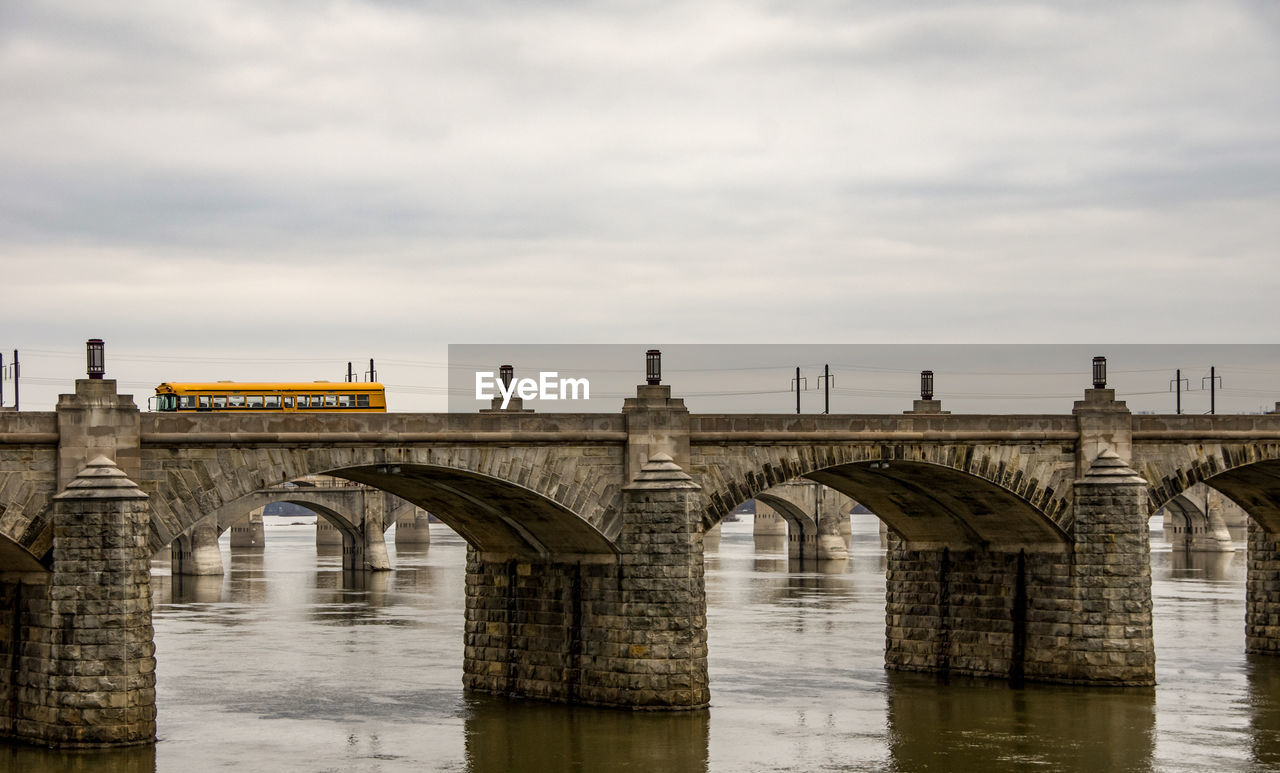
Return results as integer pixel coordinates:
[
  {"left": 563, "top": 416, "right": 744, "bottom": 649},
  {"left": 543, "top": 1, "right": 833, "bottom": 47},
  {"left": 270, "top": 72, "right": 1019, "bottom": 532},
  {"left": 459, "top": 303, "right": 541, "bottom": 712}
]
[{"left": 3, "top": 378, "right": 1280, "bottom": 747}]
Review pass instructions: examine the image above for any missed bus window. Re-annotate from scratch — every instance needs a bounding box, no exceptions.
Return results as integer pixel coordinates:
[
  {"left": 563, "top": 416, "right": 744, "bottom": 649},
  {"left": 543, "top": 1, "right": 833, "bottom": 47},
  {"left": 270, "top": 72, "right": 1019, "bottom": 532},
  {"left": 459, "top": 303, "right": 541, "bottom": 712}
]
[
  {"left": 309, "top": 396, "right": 323, "bottom": 408},
  {"left": 356, "top": 395, "right": 370, "bottom": 408},
  {"left": 198, "top": 395, "right": 212, "bottom": 410},
  {"left": 283, "top": 397, "right": 293, "bottom": 409},
  {"left": 324, "top": 395, "right": 338, "bottom": 407},
  {"left": 179, "top": 396, "right": 197, "bottom": 410},
  {"left": 246, "top": 395, "right": 264, "bottom": 409},
  {"left": 338, "top": 395, "right": 353, "bottom": 408},
  {"left": 229, "top": 395, "right": 246, "bottom": 408},
  {"left": 213, "top": 396, "right": 228, "bottom": 409},
  {"left": 264, "top": 395, "right": 280, "bottom": 409}
]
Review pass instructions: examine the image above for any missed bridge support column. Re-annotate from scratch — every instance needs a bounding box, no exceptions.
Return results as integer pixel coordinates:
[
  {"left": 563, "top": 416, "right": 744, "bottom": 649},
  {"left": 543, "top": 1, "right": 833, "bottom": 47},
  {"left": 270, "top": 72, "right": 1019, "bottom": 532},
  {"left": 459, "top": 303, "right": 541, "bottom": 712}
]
[
  {"left": 885, "top": 450, "right": 1154, "bottom": 686},
  {"left": 753, "top": 502, "right": 787, "bottom": 537},
  {"left": 394, "top": 508, "right": 432, "bottom": 546},
  {"left": 171, "top": 514, "right": 223, "bottom": 576},
  {"left": 463, "top": 453, "right": 709, "bottom": 710},
  {"left": 6, "top": 457, "right": 155, "bottom": 747},
  {"left": 229, "top": 509, "right": 265, "bottom": 548},
  {"left": 360, "top": 490, "right": 391, "bottom": 571},
  {"left": 1247, "top": 521, "right": 1280, "bottom": 654},
  {"left": 316, "top": 518, "right": 343, "bottom": 546}
]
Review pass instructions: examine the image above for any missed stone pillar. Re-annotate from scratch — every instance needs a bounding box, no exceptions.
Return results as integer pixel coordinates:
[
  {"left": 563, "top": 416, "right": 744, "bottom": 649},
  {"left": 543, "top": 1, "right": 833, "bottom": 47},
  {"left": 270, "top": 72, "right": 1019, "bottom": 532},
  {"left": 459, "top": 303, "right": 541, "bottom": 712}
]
[
  {"left": 229, "top": 508, "right": 265, "bottom": 548},
  {"left": 752, "top": 501, "right": 787, "bottom": 537},
  {"left": 1059, "top": 449, "right": 1154, "bottom": 684},
  {"left": 814, "top": 488, "right": 849, "bottom": 562},
  {"left": 170, "top": 514, "right": 223, "bottom": 576},
  {"left": 885, "top": 538, "right": 1072, "bottom": 681},
  {"left": 394, "top": 508, "right": 432, "bottom": 546},
  {"left": 361, "top": 490, "right": 391, "bottom": 571},
  {"left": 11, "top": 456, "right": 155, "bottom": 747},
  {"left": 1247, "top": 520, "right": 1280, "bottom": 654},
  {"left": 316, "top": 517, "right": 344, "bottom": 546},
  {"left": 884, "top": 450, "right": 1154, "bottom": 687},
  {"left": 463, "top": 453, "right": 709, "bottom": 709}
]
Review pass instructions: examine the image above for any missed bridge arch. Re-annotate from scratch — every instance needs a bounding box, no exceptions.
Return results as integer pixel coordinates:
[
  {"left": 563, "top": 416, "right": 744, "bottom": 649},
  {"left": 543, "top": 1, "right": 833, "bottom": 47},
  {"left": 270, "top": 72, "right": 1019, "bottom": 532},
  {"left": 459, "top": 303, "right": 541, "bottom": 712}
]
[
  {"left": 1138, "top": 442, "right": 1280, "bottom": 531},
  {"left": 144, "top": 447, "right": 620, "bottom": 560},
  {"left": 695, "top": 443, "right": 1072, "bottom": 548}
]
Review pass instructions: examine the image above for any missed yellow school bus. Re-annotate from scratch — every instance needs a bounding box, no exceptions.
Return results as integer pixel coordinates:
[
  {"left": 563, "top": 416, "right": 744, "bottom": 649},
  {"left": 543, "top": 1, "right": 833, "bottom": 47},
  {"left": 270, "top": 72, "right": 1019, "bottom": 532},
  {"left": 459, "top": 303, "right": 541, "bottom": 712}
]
[{"left": 153, "top": 382, "right": 387, "bottom": 412}]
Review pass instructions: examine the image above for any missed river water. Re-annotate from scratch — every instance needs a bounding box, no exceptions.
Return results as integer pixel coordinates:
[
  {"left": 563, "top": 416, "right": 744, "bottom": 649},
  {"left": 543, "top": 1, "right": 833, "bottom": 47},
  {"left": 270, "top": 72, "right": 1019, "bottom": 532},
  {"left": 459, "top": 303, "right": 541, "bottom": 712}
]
[{"left": 4, "top": 517, "right": 1279, "bottom": 772}]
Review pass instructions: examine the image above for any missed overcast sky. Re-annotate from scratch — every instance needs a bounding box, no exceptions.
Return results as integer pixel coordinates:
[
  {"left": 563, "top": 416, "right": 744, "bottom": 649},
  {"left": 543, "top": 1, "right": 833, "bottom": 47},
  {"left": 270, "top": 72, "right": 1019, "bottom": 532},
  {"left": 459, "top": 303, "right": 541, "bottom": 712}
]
[{"left": 3, "top": 1, "right": 1279, "bottom": 411}]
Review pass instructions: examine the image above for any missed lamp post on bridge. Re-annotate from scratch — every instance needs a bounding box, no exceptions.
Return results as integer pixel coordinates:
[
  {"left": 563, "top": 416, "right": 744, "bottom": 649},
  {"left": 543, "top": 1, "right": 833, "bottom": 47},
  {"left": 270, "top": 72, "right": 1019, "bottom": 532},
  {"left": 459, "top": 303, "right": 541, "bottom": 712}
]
[
  {"left": 1092, "top": 356, "right": 1107, "bottom": 390},
  {"left": 86, "top": 338, "right": 105, "bottom": 380},
  {"left": 646, "top": 349, "right": 661, "bottom": 386}
]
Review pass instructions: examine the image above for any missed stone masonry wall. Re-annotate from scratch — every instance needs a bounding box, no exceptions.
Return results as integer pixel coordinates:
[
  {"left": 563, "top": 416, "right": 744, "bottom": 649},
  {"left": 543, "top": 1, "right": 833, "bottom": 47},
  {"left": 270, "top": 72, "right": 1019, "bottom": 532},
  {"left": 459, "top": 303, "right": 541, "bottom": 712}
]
[
  {"left": 885, "top": 451, "right": 1155, "bottom": 686},
  {"left": 885, "top": 538, "right": 1073, "bottom": 681},
  {"left": 1247, "top": 520, "right": 1280, "bottom": 654},
  {"left": 463, "top": 455, "right": 708, "bottom": 709},
  {"left": 8, "top": 458, "right": 156, "bottom": 747},
  {"left": 1067, "top": 462, "right": 1154, "bottom": 684}
]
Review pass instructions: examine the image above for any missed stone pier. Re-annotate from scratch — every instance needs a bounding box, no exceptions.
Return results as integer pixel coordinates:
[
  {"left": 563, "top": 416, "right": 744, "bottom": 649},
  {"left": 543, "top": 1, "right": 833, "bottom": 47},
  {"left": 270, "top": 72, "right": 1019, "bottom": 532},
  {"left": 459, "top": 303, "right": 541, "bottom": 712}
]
[
  {"left": 1247, "top": 521, "right": 1280, "bottom": 654},
  {"left": 2, "top": 457, "right": 156, "bottom": 747},
  {"left": 229, "top": 508, "right": 265, "bottom": 548},
  {"left": 463, "top": 453, "right": 709, "bottom": 709},
  {"left": 884, "top": 450, "right": 1154, "bottom": 686},
  {"left": 171, "top": 514, "right": 223, "bottom": 576},
  {"left": 394, "top": 508, "right": 432, "bottom": 546}
]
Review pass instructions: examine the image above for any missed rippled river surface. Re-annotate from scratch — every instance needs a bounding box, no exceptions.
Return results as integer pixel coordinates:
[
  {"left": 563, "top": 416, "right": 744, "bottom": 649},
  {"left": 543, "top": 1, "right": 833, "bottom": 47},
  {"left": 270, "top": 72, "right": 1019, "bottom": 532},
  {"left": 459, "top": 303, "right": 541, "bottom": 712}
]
[{"left": 6, "top": 517, "right": 1280, "bottom": 772}]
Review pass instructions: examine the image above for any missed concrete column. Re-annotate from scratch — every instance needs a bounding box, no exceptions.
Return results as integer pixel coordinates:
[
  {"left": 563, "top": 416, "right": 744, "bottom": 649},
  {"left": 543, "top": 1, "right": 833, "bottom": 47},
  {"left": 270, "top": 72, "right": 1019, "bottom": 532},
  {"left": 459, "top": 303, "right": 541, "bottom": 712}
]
[
  {"left": 171, "top": 514, "right": 223, "bottom": 576},
  {"left": 11, "top": 456, "right": 155, "bottom": 747},
  {"left": 229, "top": 508, "right": 265, "bottom": 548},
  {"left": 1247, "top": 520, "right": 1280, "bottom": 654},
  {"left": 752, "top": 501, "right": 787, "bottom": 537},
  {"left": 885, "top": 450, "right": 1154, "bottom": 687},
  {"left": 394, "top": 508, "right": 432, "bottom": 546},
  {"left": 316, "top": 517, "right": 343, "bottom": 546},
  {"left": 462, "top": 453, "right": 709, "bottom": 709},
  {"left": 815, "top": 502, "right": 849, "bottom": 562},
  {"left": 361, "top": 490, "right": 391, "bottom": 571}
]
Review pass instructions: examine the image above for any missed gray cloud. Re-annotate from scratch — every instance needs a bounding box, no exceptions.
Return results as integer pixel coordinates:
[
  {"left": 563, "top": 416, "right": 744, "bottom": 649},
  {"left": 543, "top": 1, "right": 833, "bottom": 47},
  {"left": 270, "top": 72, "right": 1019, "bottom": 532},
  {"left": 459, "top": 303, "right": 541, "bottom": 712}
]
[{"left": 2, "top": 1, "right": 1278, "bottom": 410}]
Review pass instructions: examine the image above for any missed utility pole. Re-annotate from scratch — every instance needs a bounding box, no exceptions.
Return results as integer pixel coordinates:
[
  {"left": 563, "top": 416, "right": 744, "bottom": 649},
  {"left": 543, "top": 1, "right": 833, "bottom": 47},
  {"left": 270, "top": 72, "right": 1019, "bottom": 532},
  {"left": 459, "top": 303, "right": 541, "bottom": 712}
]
[
  {"left": 1202, "top": 367, "right": 1221, "bottom": 414},
  {"left": 790, "top": 367, "right": 807, "bottom": 414},
  {"left": 817, "top": 364, "right": 834, "bottom": 414},
  {"left": 1169, "top": 369, "right": 1188, "bottom": 414},
  {"left": 366, "top": 358, "right": 377, "bottom": 382}
]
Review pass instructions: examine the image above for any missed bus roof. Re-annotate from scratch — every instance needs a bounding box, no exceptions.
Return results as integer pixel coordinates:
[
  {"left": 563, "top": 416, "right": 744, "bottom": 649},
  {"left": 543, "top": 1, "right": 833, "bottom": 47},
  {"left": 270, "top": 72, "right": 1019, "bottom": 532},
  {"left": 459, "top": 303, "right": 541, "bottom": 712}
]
[{"left": 156, "top": 382, "right": 385, "bottom": 392}]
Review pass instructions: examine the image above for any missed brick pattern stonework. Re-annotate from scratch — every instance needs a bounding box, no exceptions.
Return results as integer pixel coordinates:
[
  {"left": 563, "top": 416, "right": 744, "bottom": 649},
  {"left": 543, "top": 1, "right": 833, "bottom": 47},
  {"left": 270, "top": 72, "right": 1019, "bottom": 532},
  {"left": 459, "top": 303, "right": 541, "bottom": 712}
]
[
  {"left": 463, "top": 454, "right": 709, "bottom": 709},
  {"left": 5, "top": 457, "right": 155, "bottom": 747},
  {"left": 1247, "top": 520, "right": 1280, "bottom": 654},
  {"left": 884, "top": 450, "right": 1155, "bottom": 686}
]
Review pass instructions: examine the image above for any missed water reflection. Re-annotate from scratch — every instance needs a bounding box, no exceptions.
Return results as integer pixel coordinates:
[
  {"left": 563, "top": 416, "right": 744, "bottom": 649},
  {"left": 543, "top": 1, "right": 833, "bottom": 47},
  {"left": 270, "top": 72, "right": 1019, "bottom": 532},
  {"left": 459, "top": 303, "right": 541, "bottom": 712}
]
[
  {"left": 463, "top": 694, "right": 709, "bottom": 773},
  {"left": 167, "top": 573, "right": 224, "bottom": 604},
  {"left": 1166, "top": 549, "right": 1237, "bottom": 581},
  {"left": 753, "top": 535, "right": 786, "bottom": 554},
  {"left": 0, "top": 745, "right": 156, "bottom": 773},
  {"left": 1247, "top": 655, "right": 1280, "bottom": 769},
  {"left": 886, "top": 671, "right": 1156, "bottom": 772}
]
